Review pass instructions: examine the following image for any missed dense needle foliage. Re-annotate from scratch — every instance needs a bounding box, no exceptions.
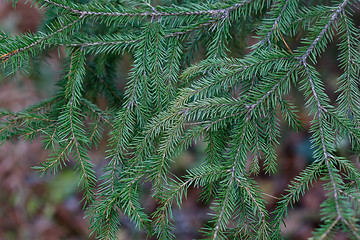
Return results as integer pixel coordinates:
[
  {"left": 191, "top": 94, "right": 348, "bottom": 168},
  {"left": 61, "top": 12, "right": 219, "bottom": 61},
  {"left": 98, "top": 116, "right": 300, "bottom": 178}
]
[{"left": 0, "top": 0, "right": 359, "bottom": 239}]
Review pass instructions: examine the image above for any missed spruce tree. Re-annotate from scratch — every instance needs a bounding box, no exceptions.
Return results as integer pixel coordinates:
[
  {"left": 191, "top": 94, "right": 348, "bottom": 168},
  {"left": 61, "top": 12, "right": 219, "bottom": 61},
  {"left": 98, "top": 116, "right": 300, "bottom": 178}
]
[{"left": 0, "top": 0, "right": 360, "bottom": 239}]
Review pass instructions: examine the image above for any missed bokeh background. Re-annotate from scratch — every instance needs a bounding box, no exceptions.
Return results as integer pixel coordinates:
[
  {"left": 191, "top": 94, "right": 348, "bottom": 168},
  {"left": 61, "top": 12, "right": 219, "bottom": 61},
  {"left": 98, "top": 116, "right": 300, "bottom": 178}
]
[{"left": 0, "top": 1, "right": 359, "bottom": 239}]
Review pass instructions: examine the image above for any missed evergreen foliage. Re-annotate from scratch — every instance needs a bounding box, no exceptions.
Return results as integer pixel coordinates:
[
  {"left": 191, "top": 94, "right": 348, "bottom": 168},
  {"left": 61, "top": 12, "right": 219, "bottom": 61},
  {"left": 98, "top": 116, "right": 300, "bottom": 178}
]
[{"left": 0, "top": 0, "right": 360, "bottom": 239}]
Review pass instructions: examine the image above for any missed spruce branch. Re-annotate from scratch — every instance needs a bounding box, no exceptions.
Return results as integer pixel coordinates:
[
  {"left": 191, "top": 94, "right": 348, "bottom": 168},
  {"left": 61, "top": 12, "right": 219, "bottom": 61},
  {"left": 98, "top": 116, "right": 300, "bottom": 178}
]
[
  {"left": 0, "top": 15, "right": 85, "bottom": 72},
  {"left": 325, "top": 159, "right": 360, "bottom": 239},
  {"left": 211, "top": 166, "right": 236, "bottom": 240},
  {"left": 44, "top": 0, "right": 255, "bottom": 18},
  {"left": 258, "top": 0, "right": 292, "bottom": 48},
  {"left": 298, "top": 0, "right": 349, "bottom": 63},
  {"left": 1, "top": 0, "right": 360, "bottom": 238},
  {"left": 38, "top": 139, "right": 72, "bottom": 175},
  {"left": 272, "top": 160, "right": 325, "bottom": 234},
  {"left": 235, "top": 176, "right": 270, "bottom": 237},
  {"left": 316, "top": 216, "right": 340, "bottom": 240},
  {"left": 80, "top": 98, "right": 114, "bottom": 128},
  {"left": 336, "top": 10, "right": 360, "bottom": 122}
]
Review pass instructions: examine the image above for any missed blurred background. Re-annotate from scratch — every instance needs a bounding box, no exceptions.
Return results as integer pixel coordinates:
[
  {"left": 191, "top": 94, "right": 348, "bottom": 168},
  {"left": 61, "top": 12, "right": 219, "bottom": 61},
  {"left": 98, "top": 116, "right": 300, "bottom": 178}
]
[{"left": 0, "top": 0, "right": 359, "bottom": 239}]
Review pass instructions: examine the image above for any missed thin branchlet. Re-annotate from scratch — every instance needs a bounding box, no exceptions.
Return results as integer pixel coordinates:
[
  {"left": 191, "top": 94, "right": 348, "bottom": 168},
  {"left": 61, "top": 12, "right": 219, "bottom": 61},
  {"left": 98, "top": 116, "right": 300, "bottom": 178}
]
[
  {"left": 0, "top": 14, "right": 85, "bottom": 63},
  {"left": 300, "top": 0, "right": 349, "bottom": 62},
  {"left": 44, "top": 0, "right": 253, "bottom": 17},
  {"left": 259, "top": 0, "right": 291, "bottom": 47}
]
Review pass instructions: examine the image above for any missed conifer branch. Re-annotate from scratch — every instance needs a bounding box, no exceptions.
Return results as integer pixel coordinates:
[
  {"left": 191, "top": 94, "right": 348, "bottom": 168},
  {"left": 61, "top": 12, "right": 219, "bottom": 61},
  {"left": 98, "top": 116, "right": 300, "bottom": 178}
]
[
  {"left": 336, "top": 10, "right": 360, "bottom": 122},
  {"left": 2, "top": 0, "right": 360, "bottom": 238},
  {"left": 65, "top": 37, "right": 138, "bottom": 48},
  {"left": 259, "top": 0, "right": 291, "bottom": 47},
  {"left": 64, "top": 21, "right": 214, "bottom": 51},
  {"left": 318, "top": 216, "right": 340, "bottom": 240},
  {"left": 245, "top": 63, "right": 298, "bottom": 111},
  {"left": 212, "top": 167, "right": 235, "bottom": 240},
  {"left": 272, "top": 160, "right": 325, "bottom": 231},
  {"left": 44, "top": 0, "right": 254, "bottom": 18},
  {"left": 80, "top": 99, "right": 114, "bottom": 128},
  {"left": 299, "top": 0, "right": 349, "bottom": 62},
  {"left": 40, "top": 140, "right": 72, "bottom": 174},
  {"left": 0, "top": 15, "right": 85, "bottom": 64},
  {"left": 342, "top": 13, "right": 356, "bottom": 116},
  {"left": 326, "top": 160, "right": 360, "bottom": 239},
  {"left": 235, "top": 177, "right": 267, "bottom": 222}
]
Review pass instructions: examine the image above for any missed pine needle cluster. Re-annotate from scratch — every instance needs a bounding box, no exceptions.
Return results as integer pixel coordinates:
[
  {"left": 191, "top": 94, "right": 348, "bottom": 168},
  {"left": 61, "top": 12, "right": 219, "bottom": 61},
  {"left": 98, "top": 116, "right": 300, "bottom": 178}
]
[{"left": 0, "top": 0, "right": 359, "bottom": 239}]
